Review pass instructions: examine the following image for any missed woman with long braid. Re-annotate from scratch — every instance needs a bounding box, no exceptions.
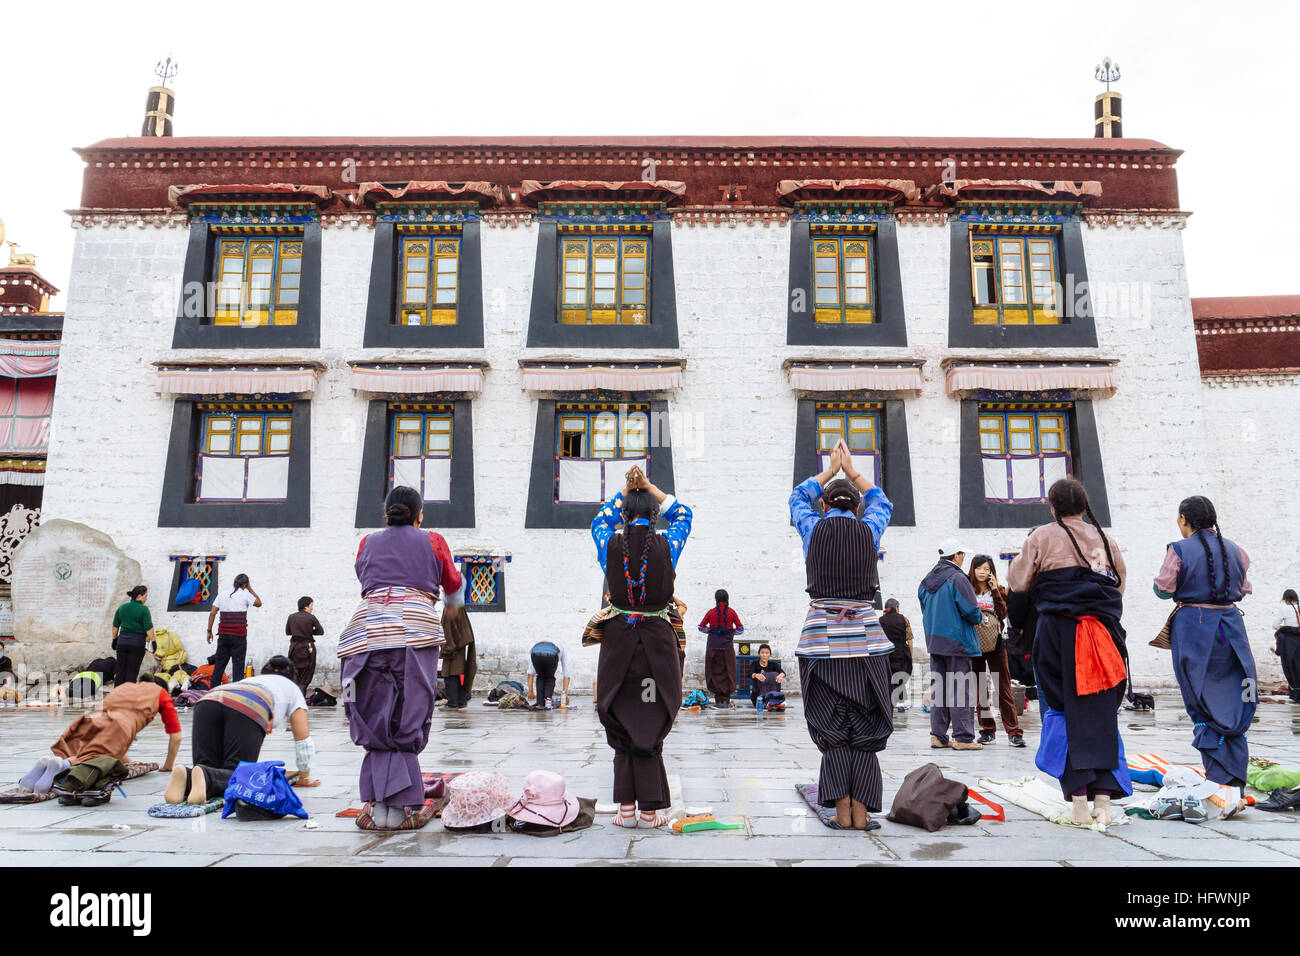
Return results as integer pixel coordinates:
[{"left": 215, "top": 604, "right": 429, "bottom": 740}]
[
  {"left": 699, "top": 589, "right": 744, "bottom": 708},
  {"left": 1007, "top": 478, "right": 1131, "bottom": 825},
  {"left": 789, "top": 439, "right": 894, "bottom": 830},
  {"left": 1153, "top": 496, "right": 1257, "bottom": 819},
  {"left": 590, "top": 465, "right": 692, "bottom": 828}
]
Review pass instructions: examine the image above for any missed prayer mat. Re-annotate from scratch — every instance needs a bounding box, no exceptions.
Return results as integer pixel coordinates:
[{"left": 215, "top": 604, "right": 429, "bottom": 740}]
[
  {"left": 336, "top": 771, "right": 460, "bottom": 818},
  {"left": 1, "top": 761, "right": 156, "bottom": 803},
  {"left": 795, "top": 783, "right": 882, "bottom": 831},
  {"left": 147, "top": 798, "right": 224, "bottom": 818},
  {"left": 0, "top": 787, "right": 56, "bottom": 804},
  {"left": 977, "top": 776, "right": 1130, "bottom": 831}
]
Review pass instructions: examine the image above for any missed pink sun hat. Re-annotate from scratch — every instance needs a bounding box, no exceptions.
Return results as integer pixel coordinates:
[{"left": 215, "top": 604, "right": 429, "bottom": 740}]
[
  {"left": 441, "top": 771, "right": 512, "bottom": 829},
  {"left": 507, "top": 770, "right": 580, "bottom": 828}
]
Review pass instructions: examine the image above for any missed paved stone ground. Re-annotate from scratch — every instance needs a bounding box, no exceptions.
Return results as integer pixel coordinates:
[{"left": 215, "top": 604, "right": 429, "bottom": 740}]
[{"left": 3, "top": 692, "right": 1300, "bottom": 867}]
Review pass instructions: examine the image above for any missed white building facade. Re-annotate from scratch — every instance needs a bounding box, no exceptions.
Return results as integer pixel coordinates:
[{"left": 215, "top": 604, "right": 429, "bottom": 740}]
[{"left": 37, "top": 135, "right": 1286, "bottom": 693}]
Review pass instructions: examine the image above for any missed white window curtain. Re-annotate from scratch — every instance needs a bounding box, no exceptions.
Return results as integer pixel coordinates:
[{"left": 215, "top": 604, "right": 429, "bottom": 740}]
[
  {"left": 197, "top": 455, "right": 247, "bottom": 502},
  {"left": 245, "top": 456, "right": 290, "bottom": 501},
  {"left": 1041, "top": 455, "right": 1069, "bottom": 491},
  {"left": 392, "top": 457, "right": 423, "bottom": 493},
  {"left": 1010, "top": 457, "right": 1041, "bottom": 500},
  {"left": 982, "top": 457, "right": 1009, "bottom": 502},
  {"left": 197, "top": 454, "right": 290, "bottom": 502},
  {"left": 982, "top": 454, "right": 1071, "bottom": 504},
  {"left": 558, "top": 459, "right": 603, "bottom": 503},
  {"left": 557, "top": 456, "right": 650, "bottom": 504},
  {"left": 391, "top": 456, "right": 452, "bottom": 504},
  {"left": 423, "top": 457, "right": 452, "bottom": 503}
]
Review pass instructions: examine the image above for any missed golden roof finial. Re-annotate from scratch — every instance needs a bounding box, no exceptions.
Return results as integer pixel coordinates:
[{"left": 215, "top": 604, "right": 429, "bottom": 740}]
[{"left": 6, "top": 241, "right": 36, "bottom": 268}]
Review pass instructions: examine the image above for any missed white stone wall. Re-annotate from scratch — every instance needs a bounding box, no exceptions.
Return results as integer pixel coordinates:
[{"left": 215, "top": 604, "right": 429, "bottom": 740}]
[
  {"left": 1200, "top": 375, "right": 1300, "bottom": 688},
  {"left": 41, "top": 214, "right": 1244, "bottom": 694}
]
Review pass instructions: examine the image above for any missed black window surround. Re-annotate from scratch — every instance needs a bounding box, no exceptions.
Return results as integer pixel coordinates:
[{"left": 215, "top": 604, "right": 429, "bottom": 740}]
[
  {"left": 459, "top": 557, "right": 506, "bottom": 613},
  {"left": 948, "top": 219, "right": 1098, "bottom": 348},
  {"left": 525, "top": 397, "right": 676, "bottom": 529},
  {"left": 166, "top": 557, "right": 221, "bottom": 612},
  {"left": 791, "top": 397, "right": 916, "bottom": 527},
  {"left": 172, "top": 212, "right": 322, "bottom": 349},
  {"left": 958, "top": 396, "right": 1110, "bottom": 528},
  {"left": 159, "top": 399, "right": 312, "bottom": 528},
  {"left": 355, "top": 398, "right": 475, "bottom": 529},
  {"left": 787, "top": 218, "right": 907, "bottom": 346},
  {"left": 526, "top": 220, "right": 679, "bottom": 349},
  {"left": 363, "top": 219, "right": 485, "bottom": 348}
]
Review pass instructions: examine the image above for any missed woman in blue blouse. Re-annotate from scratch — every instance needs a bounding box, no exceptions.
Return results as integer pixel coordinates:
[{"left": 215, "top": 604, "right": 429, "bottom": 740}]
[
  {"left": 590, "top": 465, "right": 692, "bottom": 828},
  {"left": 788, "top": 440, "right": 894, "bottom": 829}
]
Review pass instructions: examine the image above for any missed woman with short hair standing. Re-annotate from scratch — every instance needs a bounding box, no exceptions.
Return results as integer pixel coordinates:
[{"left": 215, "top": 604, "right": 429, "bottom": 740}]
[
  {"left": 339, "top": 486, "right": 465, "bottom": 830},
  {"left": 111, "top": 586, "right": 155, "bottom": 684},
  {"left": 788, "top": 439, "right": 894, "bottom": 830}
]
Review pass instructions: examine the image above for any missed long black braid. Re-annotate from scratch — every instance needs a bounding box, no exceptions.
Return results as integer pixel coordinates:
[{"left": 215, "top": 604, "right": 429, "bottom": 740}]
[
  {"left": 1047, "top": 478, "right": 1121, "bottom": 587},
  {"left": 1179, "top": 495, "right": 1231, "bottom": 602},
  {"left": 621, "top": 490, "right": 660, "bottom": 607}
]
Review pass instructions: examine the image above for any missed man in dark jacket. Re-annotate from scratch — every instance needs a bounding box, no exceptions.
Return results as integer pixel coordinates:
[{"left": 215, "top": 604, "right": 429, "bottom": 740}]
[
  {"left": 879, "top": 599, "right": 914, "bottom": 711},
  {"left": 918, "top": 538, "right": 984, "bottom": 750}
]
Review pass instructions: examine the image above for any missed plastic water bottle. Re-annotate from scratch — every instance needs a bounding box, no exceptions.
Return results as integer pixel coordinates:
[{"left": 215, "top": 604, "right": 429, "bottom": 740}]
[{"left": 756, "top": 695, "right": 765, "bottom": 714}]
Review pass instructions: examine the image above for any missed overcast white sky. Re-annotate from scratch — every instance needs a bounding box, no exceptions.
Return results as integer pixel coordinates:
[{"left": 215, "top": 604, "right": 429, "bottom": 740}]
[{"left": 4, "top": 0, "right": 1297, "bottom": 307}]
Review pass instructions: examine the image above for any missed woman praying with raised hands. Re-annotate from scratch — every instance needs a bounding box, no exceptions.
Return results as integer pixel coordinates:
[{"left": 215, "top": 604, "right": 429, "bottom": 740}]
[
  {"left": 788, "top": 438, "right": 894, "bottom": 830},
  {"left": 590, "top": 465, "right": 692, "bottom": 828}
]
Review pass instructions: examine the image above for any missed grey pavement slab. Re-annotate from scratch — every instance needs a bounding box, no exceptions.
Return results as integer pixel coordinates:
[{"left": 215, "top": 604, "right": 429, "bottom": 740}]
[{"left": 2, "top": 692, "right": 1299, "bottom": 866}]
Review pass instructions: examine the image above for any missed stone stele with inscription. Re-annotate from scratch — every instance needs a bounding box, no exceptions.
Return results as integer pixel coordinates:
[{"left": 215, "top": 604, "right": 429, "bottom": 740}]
[{"left": 9, "top": 519, "right": 143, "bottom": 672}]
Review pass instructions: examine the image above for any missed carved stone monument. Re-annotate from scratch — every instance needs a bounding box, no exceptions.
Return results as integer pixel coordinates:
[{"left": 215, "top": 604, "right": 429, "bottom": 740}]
[{"left": 10, "top": 519, "right": 142, "bottom": 673}]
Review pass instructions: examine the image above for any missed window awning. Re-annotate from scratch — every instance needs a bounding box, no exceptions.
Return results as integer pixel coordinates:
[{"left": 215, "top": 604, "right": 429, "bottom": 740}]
[
  {"left": 520, "top": 361, "right": 683, "bottom": 392},
  {"left": 518, "top": 180, "right": 687, "bottom": 207},
  {"left": 154, "top": 365, "right": 320, "bottom": 397},
  {"left": 0, "top": 339, "right": 59, "bottom": 378},
  {"left": 0, "top": 459, "right": 45, "bottom": 487},
  {"left": 349, "top": 363, "right": 485, "bottom": 395},
  {"left": 167, "top": 183, "right": 334, "bottom": 207},
  {"left": 943, "top": 361, "right": 1117, "bottom": 396},
  {"left": 786, "top": 361, "right": 924, "bottom": 394},
  {"left": 931, "top": 179, "right": 1103, "bottom": 203},
  {"left": 777, "top": 179, "right": 921, "bottom": 205},
  {"left": 353, "top": 181, "right": 506, "bottom": 208}
]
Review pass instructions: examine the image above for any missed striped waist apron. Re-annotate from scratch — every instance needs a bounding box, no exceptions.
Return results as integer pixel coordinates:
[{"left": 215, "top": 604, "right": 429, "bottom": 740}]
[
  {"left": 203, "top": 685, "right": 275, "bottom": 734},
  {"left": 338, "top": 586, "right": 445, "bottom": 659},
  {"left": 797, "top": 599, "right": 892, "bottom": 658}
]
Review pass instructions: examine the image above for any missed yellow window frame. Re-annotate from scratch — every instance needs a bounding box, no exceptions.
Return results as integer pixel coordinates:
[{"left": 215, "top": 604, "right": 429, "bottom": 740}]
[
  {"left": 978, "top": 415, "right": 1004, "bottom": 454},
  {"left": 202, "top": 411, "right": 291, "bottom": 456},
  {"left": 390, "top": 408, "right": 453, "bottom": 457},
  {"left": 558, "top": 235, "right": 651, "bottom": 326},
  {"left": 1037, "top": 414, "right": 1067, "bottom": 454},
  {"left": 969, "top": 232, "right": 1061, "bottom": 326},
  {"left": 213, "top": 235, "right": 302, "bottom": 327},
  {"left": 556, "top": 405, "right": 650, "bottom": 458},
  {"left": 398, "top": 235, "right": 459, "bottom": 326},
  {"left": 978, "top": 406, "right": 1072, "bottom": 459},
  {"left": 812, "top": 235, "right": 875, "bottom": 324}
]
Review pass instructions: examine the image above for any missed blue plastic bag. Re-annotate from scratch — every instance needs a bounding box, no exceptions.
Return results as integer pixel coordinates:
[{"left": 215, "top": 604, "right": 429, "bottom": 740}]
[
  {"left": 175, "top": 578, "right": 202, "bottom": 605},
  {"left": 221, "top": 760, "right": 308, "bottom": 820}
]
